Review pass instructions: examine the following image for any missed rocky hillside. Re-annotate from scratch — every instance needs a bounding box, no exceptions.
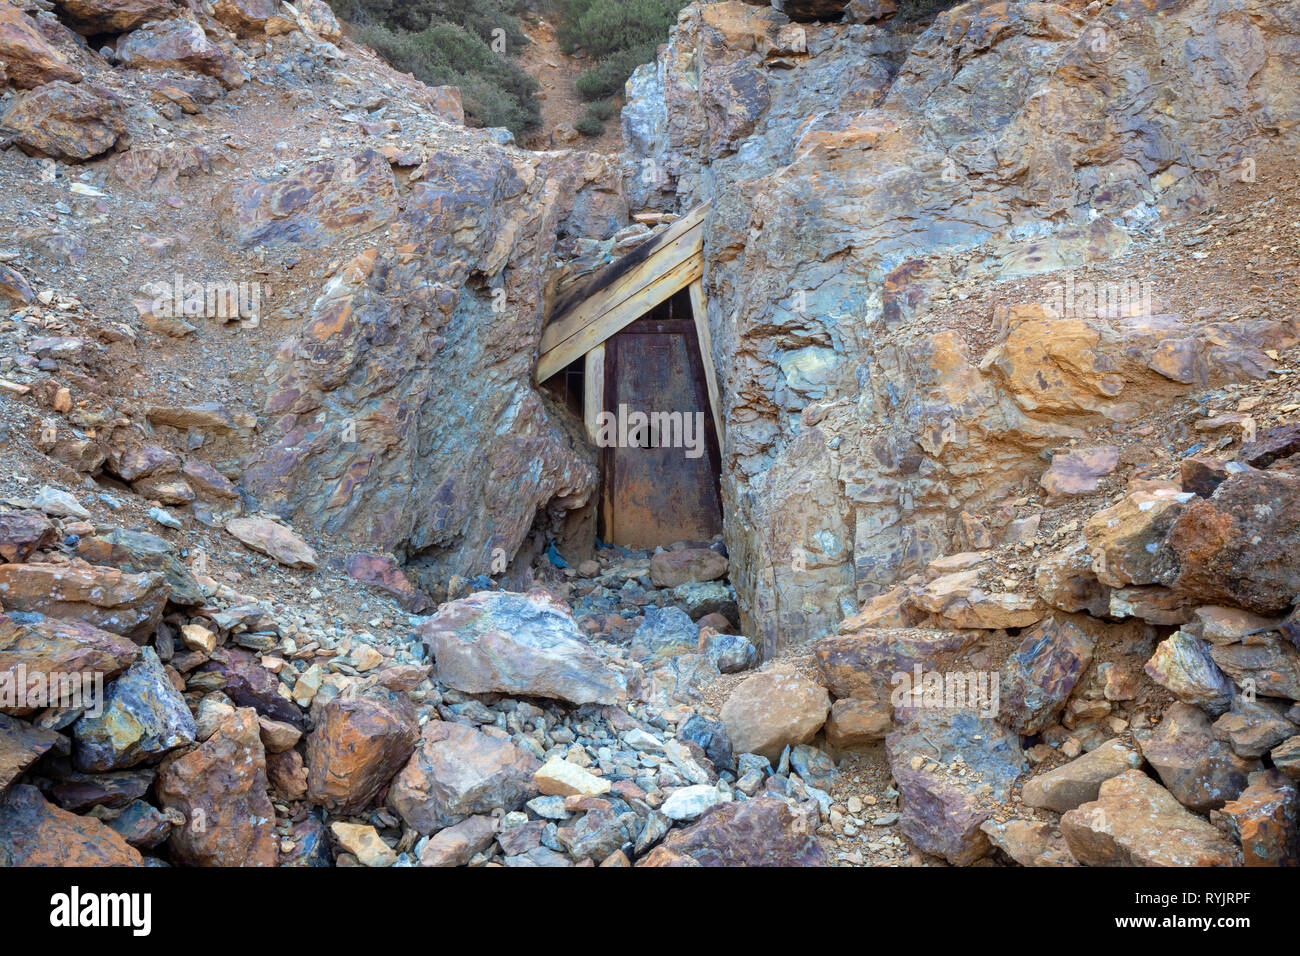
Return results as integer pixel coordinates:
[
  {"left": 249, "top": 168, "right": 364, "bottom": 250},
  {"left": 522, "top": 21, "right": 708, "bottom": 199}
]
[{"left": 0, "top": 0, "right": 1298, "bottom": 873}]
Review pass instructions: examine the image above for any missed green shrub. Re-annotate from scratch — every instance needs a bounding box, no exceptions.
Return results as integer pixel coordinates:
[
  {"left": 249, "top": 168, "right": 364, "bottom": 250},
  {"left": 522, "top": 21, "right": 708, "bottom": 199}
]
[
  {"left": 573, "top": 44, "right": 656, "bottom": 101},
  {"left": 555, "top": 0, "right": 683, "bottom": 59},
  {"left": 331, "top": 0, "right": 528, "bottom": 48},
  {"left": 574, "top": 111, "right": 605, "bottom": 137},
  {"left": 351, "top": 20, "right": 541, "bottom": 135}
]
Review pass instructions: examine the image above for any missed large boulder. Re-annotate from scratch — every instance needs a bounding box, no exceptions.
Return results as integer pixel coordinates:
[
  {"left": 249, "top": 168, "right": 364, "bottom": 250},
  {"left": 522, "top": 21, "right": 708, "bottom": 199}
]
[
  {"left": 0, "top": 4, "right": 81, "bottom": 88},
  {"left": 419, "top": 591, "right": 625, "bottom": 705},
  {"left": 118, "top": 19, "right": 248, "bottom": 89},
  {"left": 1061, "top": 770, "right": 1241, "bottom": 867},
  {"left": 1022, "top": 740, "right": 1143, "bottom": 813},
  {"left": 0, "top": 562, "right": 169, "bottom": 643},
  {"left": 388, "top": 720, "right": 537, "bottom": 834},
  {"left": 1, "top": 612, "right": 139, "bottom": 717},
  {"left": 649, "top": 548, "right": 728, "bottom": 588},
  {"left": 72, "top": 647, "right": 196, "bottom": 772},
  {"left": 1136, "top": 703, "right": 1258, "bottom": 812},
  {"left": 305, "top": 688, "right": 418, "bottom": 814},
  {"left": 718, "top": 670, "right": 829, "bottom": 761},
  {"left": 156, "top": 708, "right": 278, "bottom": 866},
  {"left": 52, "top": 0, "right": 174, "bottom": 32},
  {"left": 999, "top": 615, "right": 1097, "bottom": 734},
  {"left": 1157, "top": 470, "right": 1300, "bottom": 615},
  {"left": 0, "top": 82, "right": 127, "bottom": 162}
]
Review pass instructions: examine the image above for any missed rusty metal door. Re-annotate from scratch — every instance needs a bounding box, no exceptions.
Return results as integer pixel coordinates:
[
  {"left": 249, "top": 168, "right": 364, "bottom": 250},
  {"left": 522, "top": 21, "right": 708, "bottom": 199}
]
[{"left": 602, "top": 295, "right": 723, "bottom": 549}]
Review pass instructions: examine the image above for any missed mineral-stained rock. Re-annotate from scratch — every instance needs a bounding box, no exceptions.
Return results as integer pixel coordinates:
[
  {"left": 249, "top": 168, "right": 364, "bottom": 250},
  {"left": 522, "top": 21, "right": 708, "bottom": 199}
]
[
  {"left": 0, "top": 265, "right": 34, "bottom": 306},
  {"left": 1040, "top": 446, "right": 1119, "bottom": 498},
  {"left": 107, "top": 799, "right": 174, "bottom": 850},
  {"left": 418, "top": 814, "right": 496, "bottom": 867},
  {"left": 824, "top": 697, "right": 892, "bottom": 748},
  {"left": 181, "top": 460, "right": 240, "bottom": 500},
  {"left": 388, "top": 720, "right": 537, "bottom": 833},
  {"left": 1108, "top": 585, "right": 1196, "bottom": 626},
  {"left": 45, "top": 769, "right": 154, "bottom": 813},
  {"left": 222, "top": 148, "right": 398, "bottom": 248},
  {"left": 52, "top": 0, "right": 174, "bottom": 32},
  {"left": 1035, "top": 540, "right": 1111, "bottom": 617},
  {"left": 345, "top": 552, "right": 433, "bottom": 613},
  {"left": 1084, "top": 489, "right": 1191, "bottom": 588},
  {"left": 631, "top": 605, "right": 698, "bottom": 661},
  {"left": 557, "top": 807, "right": 640, "bottom": 860},
  {"left": 638, "top": 796, "right": 824, "bottom": 866},
  {"left": 1, "top": 81, "right": 127, "bottom": 162},
  {"left": 211, "top": 0, "right": 279, "bottom": 33},
  {"left": 305, "top": 688, "right": 418, "bottom": 814},
  {"left": 225, "top": 517, "right": 317, "bottom": 569},
  {"left": 0, "top": 512, "right": 55, "bottom": 562},
  {"left": 979, "top": 819, "right": 1077, "bottom": 867},
  {"left": 118, "top": 19, "right": 247, "bottom": 89},
  {"left": 1208, "top": 636, "right": 1300, "bottom": 701},
  {"left": 1138, "top": 703, "right": 1258, "bottom": 812},
  {"left": 660, "top": 785, "right": 729, "bottom": 822},
  {"left": 1144, "top": 631, "right": 1235, "bottom": 715},
  {"left": 1157, "top": 470, "right": 1300, "bottom": 615},
  {"left": 1192, "top": 605, "right": 1283, "bottom": 644},
  {"left": 999, "top": 615, "right": 1097, "bottom": 734},
  {"left": 75, "top": 530, "right": 203, "bottom": 606},
  {"left": 886, "top": 708, "right": 1025, "bottom": 865},
  {"left": 670, "top": 581, "right": 738, "bottom": 620},
  {"left": 1021, "top": 740, "right": 1143, "bottom": 813},
  {"left": 0, "top": 612, "right": 139, "bottom": 717},
  {"left": 419, "top": 591, "right": 625, "bottom": 705},
  {"left": 1238, "top": 422, "right": 1300, "bottom": 470},
  {"left": 814, "top": 628, "right": 978, "bottom": 702},
  {"left": 157, "top": 707, "right": 276, "bottom": 866},
  {"left": 719, "top": 670, "right": 829, "bottom": 761},
  {"left": 1061, "top": 770, "right": 1241, "bottom": 867},
  {"left": 1212, "top": 770, "right": 1298, "bottom": 867},
  {"left": 0, "top": 784, "right": 142, "bottom": 866},
  {"left": 912, "top": 570, "right": 1043, "bottom": 629},
  {"left": 678, "top": 714, "right": 734, "bottom": 773},
  {"left": 194, "top": 647, "right": 304, "bottom": 727},
  {"left": 698, "top": 629, "right": 757, "bottom": 673},
  {"left": 72, "top": 647, "right": 196, "bottom": 772},
  {"left": 266, "top": 748, "right": 307, "bottom": 801},
  {"left": 0, "top": 713, "right": 64, "bottom": 791},
  {"left": 0, "top": 4, "right": 82, "bottom": 88},
  {"left": 0, "top": 562, "right": 168, "bottom": 644},
  {"left": 649, "top": 548, "right": 728, "bottom": 587},
  {"left": 1212, "top": 696, "right": 1297, "bottom": 758}
]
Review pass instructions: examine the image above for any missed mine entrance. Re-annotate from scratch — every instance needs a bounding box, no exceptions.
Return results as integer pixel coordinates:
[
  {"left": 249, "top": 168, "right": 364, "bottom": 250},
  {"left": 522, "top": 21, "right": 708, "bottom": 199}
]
[{"left": 538, "top": 204, "right": 724, "bottom": 549}]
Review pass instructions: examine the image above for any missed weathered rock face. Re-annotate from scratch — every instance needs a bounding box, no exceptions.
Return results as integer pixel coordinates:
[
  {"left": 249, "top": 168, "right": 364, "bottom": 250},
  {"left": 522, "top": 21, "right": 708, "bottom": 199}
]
[
  {"left": 621, "top": 0, "right": 1300, "bottom": 656},
  {"left": 389, "top": 721, "right": 538, "bottom": 834},
  {"left": 1061, "top": 770, "right": 1241, "bottom": 867},
  {"left": 241, "top": 145, "right": 626, "bottom": 582},
  {"left": 156, "top": 708, "right": 278, "bottom": 867},
  {"left": 999, "top": 615, "right": 1097, "bottom": 735},
  {"left": 419, "top": 591, "right": 626, "bottom": 705},
  {"left": 0, "top": 81, "right": 127, "bottom": 162},
  {"left": 638, "top": 795, "right": 825, "bottom": 866},
  {"left": 305, "top": 688, "right": 419, "bottom": 814}
]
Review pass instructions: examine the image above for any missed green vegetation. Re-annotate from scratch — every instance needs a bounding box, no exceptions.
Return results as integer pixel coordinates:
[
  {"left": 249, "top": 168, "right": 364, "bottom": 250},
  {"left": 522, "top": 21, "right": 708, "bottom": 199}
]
[
  {"left": 556, "top": 0, "right": 687, "bottom": 135},
  {"left": 330, "top": 0, "right": 541, "bottom": 138}
]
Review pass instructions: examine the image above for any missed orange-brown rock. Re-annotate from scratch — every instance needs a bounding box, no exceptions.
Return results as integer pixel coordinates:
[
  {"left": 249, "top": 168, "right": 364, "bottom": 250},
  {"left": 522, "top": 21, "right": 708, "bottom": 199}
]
[
  {"left": 0, "top": 784, "right": 143, "bottom": 866},
  {"left": 305, "top": 688, "right": 418, "bottom": 813},
  {"left": 0, "top": 562, "right": 169, "bottom": 643},
  {"left": 0, "top": 81, "right": 127, "bottom": 162},
  {"left": 1, "top": 612, "right": 139, "bottom": 716},
  {"left": 156, "top": 708, "right": 278, "bottom": 867},
  {"left": 0, "top": 4, "right": 81, "bottom": 88}
]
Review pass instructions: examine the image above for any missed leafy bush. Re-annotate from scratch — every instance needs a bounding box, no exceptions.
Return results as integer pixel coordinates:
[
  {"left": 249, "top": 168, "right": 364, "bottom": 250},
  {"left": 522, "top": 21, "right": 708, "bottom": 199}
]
[
  {"left": 557, "top": 0, "right": 685, "bottom": 102},
  {"left": 574, "top": 111, "right": 605, "bottom": 137},
  {"left": 351, "top": 20, "right": 541, "bottom": 135}
]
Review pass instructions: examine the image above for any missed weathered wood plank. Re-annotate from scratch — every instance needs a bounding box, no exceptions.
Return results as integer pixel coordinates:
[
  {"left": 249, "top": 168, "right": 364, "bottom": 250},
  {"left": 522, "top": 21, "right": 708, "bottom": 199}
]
[
  {"left": 583, "top": 344, "right": 605, "bottom": 445},
  {"left": 689, "top": 278, "right": 724, "bottom": 447},
  {"left": 535, "top": 251, "right": 703, "bottom": 381}
]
